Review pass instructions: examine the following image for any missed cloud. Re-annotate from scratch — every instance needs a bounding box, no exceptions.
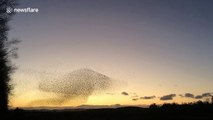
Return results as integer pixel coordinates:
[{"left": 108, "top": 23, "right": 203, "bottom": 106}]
[
  {"left": 201, "top": 93, "right": 212, "bottom": 97},
  {"left": 132, "top": 98, "right": 139, "bottom": 101},
  {"left": 184, "top": 93, "right": 195, "bottom": 98},
  {"left": 32, "top": 68, "right": 114, "bottom": 105},
  {"left": 179, "top": 92, "right": 212, "bottom": 99},
  {"left": 140, "top": 96, "right": 156, "bottom": 100},
  {"left": 121, "top": 91, "right": 129, "bottom": 96},
  {"left": 195, "top": 95, "right": 202, "bottom": 99},
  {"left": 179, "top": 94, "right": 184, "bottom": 97},
  {"left": 195, "top": 92, "right": 212, "bottom": 99},
  {"left": 160, "top": 94, "right": 176, "bottom": 100}
]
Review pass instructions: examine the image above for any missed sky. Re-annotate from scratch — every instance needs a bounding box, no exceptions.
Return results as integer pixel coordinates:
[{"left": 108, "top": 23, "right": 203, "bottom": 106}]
[{"left": 8, "top": 0, "right": 213, "bottom": 108}]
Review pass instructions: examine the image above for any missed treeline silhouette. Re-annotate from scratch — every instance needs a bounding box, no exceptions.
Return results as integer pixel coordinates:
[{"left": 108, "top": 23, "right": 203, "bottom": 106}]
[
  {"left": 0, "top": 2, "right": 19, "bottom": 119},
  {"left": 3, "top": 101, "right": 213, "bottom": 120},
  {"left": 0, "top": 0, "right": 17, "bottom": 113}
]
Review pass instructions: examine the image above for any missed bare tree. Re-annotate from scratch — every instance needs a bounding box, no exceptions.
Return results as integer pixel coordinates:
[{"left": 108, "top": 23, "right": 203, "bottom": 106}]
[{"left": 0, "top": 0, "right": 17, "bottom": 112}]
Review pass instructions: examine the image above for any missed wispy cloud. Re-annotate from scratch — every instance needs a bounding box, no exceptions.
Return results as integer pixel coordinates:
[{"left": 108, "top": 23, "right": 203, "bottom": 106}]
[
  {"left": 202, "top": 93, "right": 212, "bottom": 97},
  {"left": 132, "top": 98, "right": 139, "bottom": 101},
  {"left": 195, "top": 92, "right": 212, "bottom": 99},
  {"left": 184, "top": 93, "right": 195, "bottom": 98},
  {"left": 180, "top": 92, "right": 212, "bottom": 99},
  {"left": 121, "top": 91, "right": 129, "bottom": 96},
  {"left": 160, "top": 94, "right": 176, "bottom": 100},
  {"left": 195, "top": 95, "right": 202, "bottom": 99},
  {"left": 140, "top": 96, "right": 156, "bottom": 100}
]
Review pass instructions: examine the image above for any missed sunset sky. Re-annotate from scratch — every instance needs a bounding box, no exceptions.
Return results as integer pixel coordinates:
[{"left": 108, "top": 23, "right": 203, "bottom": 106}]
[{"left": 8, "top": 0, "right": 213, "bottom": 108}]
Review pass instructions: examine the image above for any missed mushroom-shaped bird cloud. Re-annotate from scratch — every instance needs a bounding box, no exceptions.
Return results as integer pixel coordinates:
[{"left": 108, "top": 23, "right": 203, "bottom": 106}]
[{"left": 35, "top": 68, "right": 113, "bottom": 105}]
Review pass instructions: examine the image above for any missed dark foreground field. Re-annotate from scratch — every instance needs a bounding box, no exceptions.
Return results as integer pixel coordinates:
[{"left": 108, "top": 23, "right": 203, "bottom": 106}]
[{"left": 2, "top": 103, "right": 213, "bottom": 120}]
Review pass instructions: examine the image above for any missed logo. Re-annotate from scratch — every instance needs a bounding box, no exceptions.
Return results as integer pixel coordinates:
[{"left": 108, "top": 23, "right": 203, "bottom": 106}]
[
  {"left": 6, "top": 7, "right": 39, "bottom": 14},
  {"left": 6, "top": 7, "right": 13, "bottom": 13}
]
